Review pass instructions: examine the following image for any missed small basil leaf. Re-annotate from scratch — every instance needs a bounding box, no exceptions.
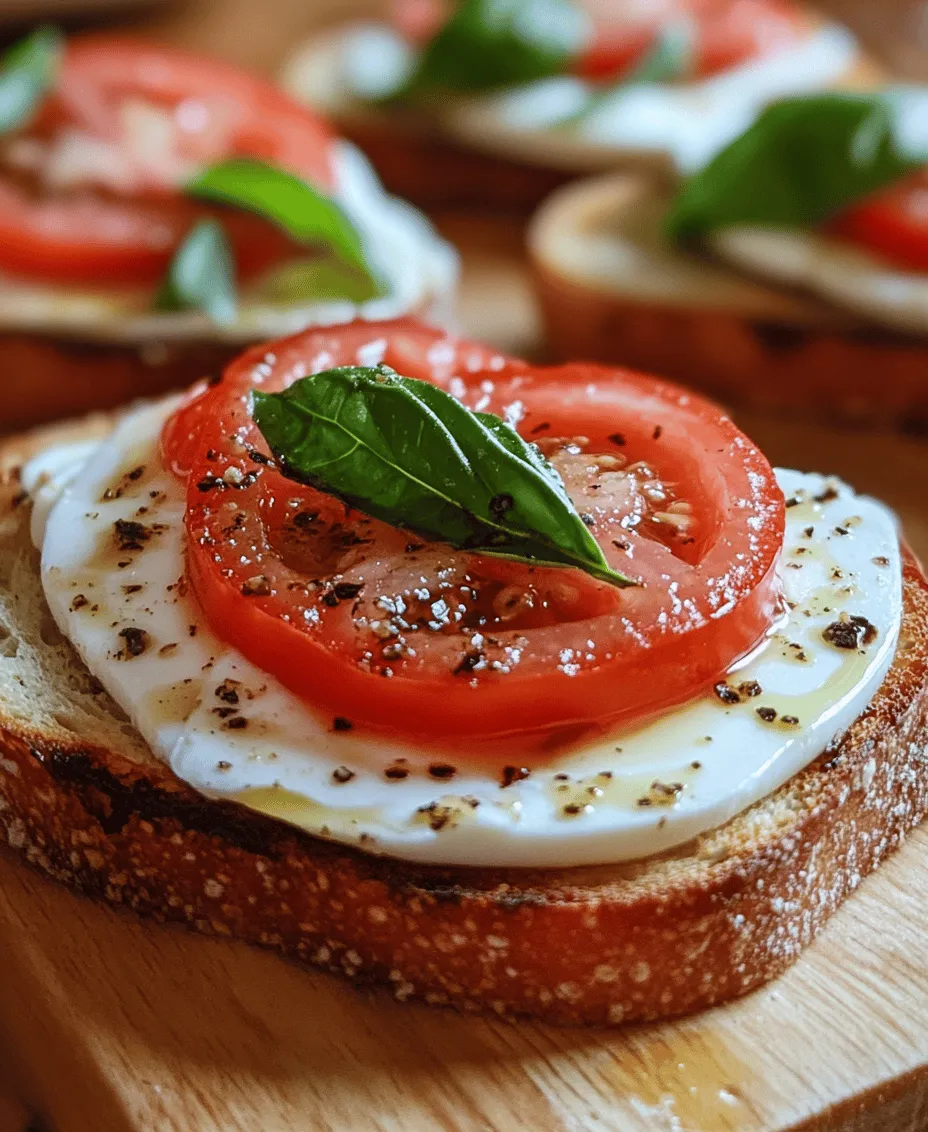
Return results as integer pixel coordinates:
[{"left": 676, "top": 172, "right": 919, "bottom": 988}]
[
  {"left": 188, "top": 158, "right": 384, "bottom": 298},
  {"left": 666, "top": 92, "right": 928, "bottom": 240},
  {"left": 154, "top": 218, "right": 237, "bottom": 324},
  {"left": 396, "top": 0, "right": 588, "bottom": 98},
  {"left": 0, "top": 25, "right": 63, "bottom": 135},
  {"left": 252, "top": 364, "right": 636, "bottom": 588}
]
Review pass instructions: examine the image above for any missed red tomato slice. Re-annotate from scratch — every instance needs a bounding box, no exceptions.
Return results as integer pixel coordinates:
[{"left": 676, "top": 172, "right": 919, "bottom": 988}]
[
  {"left": 0, "top": 37, "right": 335, "bottom": 286},
  {"left": 163, "top": 319, "right": 784, "bottom": 752},
  {"left": 391, "top": 0, "right": 450, "bottom": 44},
  {"left": 829, "top": 171, "right": 928, "bottom": 274}
]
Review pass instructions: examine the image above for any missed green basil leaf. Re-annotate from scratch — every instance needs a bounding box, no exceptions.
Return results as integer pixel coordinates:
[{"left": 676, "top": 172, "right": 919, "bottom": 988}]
[
  {"left": 396, "top": 0, "right": 588, "bottom": 98},
  {"left": 154, "top": 218, "right": 237, "bottom": 324},
  {"left": 188, "top": 158, "right": 384, "bottom": 298},
  {"left": 0, "top": 25, "right": 63, "bottom": 135},
  {"left": 252, "top": 364, "right": 636, "bottom": 588},
  {"left": 666, "top": 92, "right": 928, "bottom": 240}
]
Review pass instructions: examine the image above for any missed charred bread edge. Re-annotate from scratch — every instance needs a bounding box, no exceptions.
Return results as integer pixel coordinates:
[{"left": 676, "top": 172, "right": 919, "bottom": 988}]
[
  {"left": 0, "top": 334, "right": 242, "bottom": 433},
  {"left": 0, "top": 447, "right": 926, "bottom": 1025},
  {"left": 532, "top": 261, "right": 928, "bottom": 435}
]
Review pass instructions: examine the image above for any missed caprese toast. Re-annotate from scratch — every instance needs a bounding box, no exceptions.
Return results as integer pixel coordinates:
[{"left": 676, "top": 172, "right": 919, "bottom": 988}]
[
  {"left": 0, "top": 29, "right": 456, "bottom": 430},
  {"left": 531, "top": 90, "right": 928, "bottom": 431},
  {"left": 283, "top": 0, "right": 864, "bottom": 211},
  {"left": 2, "top": 318, "right": 926, "bottom": 1025}
]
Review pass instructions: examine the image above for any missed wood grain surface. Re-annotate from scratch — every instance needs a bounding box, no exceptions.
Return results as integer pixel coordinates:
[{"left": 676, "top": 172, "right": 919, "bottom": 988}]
[
  {"left": 0, "top": 2, "right": 927, "bottom": 1130},
  {"left": 1, "top": 826, "right": 926, "bottom": 1132}
]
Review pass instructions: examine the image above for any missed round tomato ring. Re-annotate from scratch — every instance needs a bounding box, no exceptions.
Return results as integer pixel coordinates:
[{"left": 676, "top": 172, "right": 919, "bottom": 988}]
[
  {"left": 0, "top": 36, "right": 335, "bottom": 287},
  {"left": 829, "top": 170, "right": 928, "bottom": 274},
  {"left": 163, "top": 318, "right": 785, "bottom": 752}
]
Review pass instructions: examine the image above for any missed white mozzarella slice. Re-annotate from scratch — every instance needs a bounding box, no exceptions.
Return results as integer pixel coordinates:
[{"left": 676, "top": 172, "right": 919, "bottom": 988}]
[{"left": 29, "top": 402, "right": 903, "bottom": 868}]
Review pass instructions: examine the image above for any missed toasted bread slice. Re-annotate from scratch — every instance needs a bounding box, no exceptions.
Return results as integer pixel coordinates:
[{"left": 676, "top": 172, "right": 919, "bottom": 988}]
[
  {"left": 0, "top": 416, "right": 927, "bottom": 1026},
  {"left": 529, "top": 174, "right": 928, "bottom": 434},
  {"left": 282, "top": 20, "right": 871, "bottom": 214}
]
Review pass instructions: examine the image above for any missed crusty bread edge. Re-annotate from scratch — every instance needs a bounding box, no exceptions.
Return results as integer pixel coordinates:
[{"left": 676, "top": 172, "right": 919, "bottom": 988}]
[{"left": 0, "top": 425, "right": 926, "bottom": 1026}]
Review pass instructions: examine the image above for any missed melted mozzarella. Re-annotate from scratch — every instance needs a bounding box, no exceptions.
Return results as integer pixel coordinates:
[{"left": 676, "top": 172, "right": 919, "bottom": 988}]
[
  {"left": 0, "top": 142, "right": 458, "bottom": 344},
  {"left": 710, "top": 227, "right": 928, "bottom": 334},
  {"left": 26, "top": 401, "right": 902, "bottom": 868},
  {"left": 284, "top": 23, "right": 858, "bottom": 175}
]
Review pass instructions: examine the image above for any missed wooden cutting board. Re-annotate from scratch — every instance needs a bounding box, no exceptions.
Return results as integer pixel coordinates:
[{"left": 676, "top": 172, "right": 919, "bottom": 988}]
[
  {"left": 1, "top": 2, "right": 928, "bottom": 1129},
  {"left": 0, "top": 825, "right": 926, "bottom": 1132}
]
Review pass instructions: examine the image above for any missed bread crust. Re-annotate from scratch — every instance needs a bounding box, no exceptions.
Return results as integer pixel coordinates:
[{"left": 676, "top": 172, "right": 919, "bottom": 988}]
[
  {"left": 0, "top": 427, "right": 926, "bottom": 1026},
  {"left": 0, "top": 333, "right": 240, "bottom": 433},
  {"left": 334, "top": 116, "right": 574, "bottom": 214},
  {"left": 533, "top": 265, "right": 928, "bottom": 434}
]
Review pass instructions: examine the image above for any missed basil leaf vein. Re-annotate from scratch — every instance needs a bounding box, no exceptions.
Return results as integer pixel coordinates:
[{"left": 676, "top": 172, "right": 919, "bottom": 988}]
[
  {"left": 396, "top": 0, "right": 588, "bottom": 98},
  {"left": 188, "top": 158, "right": 383, "bottom": 300},
  {"left": 155, "top": 218, "right": 237, "bottom": 324},
  {"left": 666, "top": 92, "right": 928, "bottom": 240},
  {"left": 0, "top": 25, "right": 63, "bottom": 135},
  {"left": 252, "top": 364, "right": 636, "bottom": 588}
]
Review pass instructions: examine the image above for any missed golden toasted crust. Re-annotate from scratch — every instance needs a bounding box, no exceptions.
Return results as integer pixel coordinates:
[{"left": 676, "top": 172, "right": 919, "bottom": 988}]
[
  {"left": 533, "top": 265, "right": 928, "bottom": 434},
  {"left": 0, "top": 422, "right": 926, "bottom": 1025},
  {"left": 0, "top": 333, "right": 241, "bottom": 433}
]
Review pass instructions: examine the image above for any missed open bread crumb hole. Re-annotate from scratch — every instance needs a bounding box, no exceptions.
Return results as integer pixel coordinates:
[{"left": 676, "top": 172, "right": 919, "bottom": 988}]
[
  {"left": 39, "top": 612, "right": 65, "bottom": 647},
  {"left": 52, "top": 711, "right": 80, "bottom": 735},
  {"left": 0, "top": 621, "right": 19, "bottom": 658}
]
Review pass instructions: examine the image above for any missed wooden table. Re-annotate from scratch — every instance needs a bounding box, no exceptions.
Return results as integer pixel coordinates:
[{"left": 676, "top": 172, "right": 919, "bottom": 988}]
[{"left": 1, "top": 2, "right": 928, "bottom": 1130}]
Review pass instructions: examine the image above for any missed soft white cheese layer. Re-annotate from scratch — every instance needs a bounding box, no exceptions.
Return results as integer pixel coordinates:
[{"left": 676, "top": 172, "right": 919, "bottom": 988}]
[
  {"left": 25, "top": 401, "right": 903, "bottom": 868},
  {"left": 710, "top": 226, "right": 928, "bottom": 335},
  {"left": 284, "top": 22, "right": 858, "bottom": 175},
  {"left": 0, "top": 141, "right": 458, "bottom": 344}
]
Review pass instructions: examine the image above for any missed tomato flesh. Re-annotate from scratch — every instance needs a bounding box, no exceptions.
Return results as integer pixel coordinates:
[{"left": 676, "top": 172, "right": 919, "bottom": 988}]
[
  {"left": 829, "top": 171, "right": 928, "bottom": 274},
  {"left": 0, "top": 37, "right": 335, "bottom": 286},
  {"left": 164, "top": 319, "right": 784, "bottom": 752}
]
